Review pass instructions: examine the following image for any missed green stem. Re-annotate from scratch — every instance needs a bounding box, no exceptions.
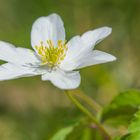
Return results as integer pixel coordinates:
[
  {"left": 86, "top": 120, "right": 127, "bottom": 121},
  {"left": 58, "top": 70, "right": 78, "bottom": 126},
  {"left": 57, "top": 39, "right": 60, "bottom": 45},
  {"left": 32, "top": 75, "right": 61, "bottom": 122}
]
[
  {"left": 64, "top": 90, "right": 112, "bottom": 140},
  {"left": 74, "top": 90, "right": 102, "bottom": 112}
]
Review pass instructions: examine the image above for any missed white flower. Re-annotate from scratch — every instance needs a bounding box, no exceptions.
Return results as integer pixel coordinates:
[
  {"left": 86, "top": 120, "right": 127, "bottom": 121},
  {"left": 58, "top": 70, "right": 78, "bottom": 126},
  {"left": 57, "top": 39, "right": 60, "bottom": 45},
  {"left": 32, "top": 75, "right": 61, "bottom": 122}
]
[{"left": 0, "top": 13, "right": 116, "bottom": 89}]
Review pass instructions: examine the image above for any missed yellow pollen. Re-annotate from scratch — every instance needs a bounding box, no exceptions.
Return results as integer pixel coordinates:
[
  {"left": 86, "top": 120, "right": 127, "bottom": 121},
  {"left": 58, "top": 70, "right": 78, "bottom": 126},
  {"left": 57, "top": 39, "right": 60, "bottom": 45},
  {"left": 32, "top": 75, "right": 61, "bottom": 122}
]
[{"left": 35, "top": 40, "right": 68, "bottom": 68}]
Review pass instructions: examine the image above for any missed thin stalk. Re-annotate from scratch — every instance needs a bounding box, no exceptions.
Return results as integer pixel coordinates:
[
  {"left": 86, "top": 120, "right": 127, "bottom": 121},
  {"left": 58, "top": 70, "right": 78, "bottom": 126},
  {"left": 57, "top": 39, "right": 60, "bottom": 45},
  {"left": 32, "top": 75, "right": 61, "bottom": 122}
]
[
  {"left": 72, "top": 90, "right": 102, "bottom": 115},
  {"left": 64, "top": 90, "right": 112, "bottom": 140},
  {"left": 73, "top": 90, "right": 102, "bottom": 121}
]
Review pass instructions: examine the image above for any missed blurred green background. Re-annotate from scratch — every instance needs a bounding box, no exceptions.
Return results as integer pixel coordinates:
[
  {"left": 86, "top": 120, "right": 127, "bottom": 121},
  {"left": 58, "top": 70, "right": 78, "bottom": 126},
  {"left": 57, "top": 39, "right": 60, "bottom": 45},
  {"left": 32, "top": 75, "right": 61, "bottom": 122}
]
[{"left": 0, "top": 0, "right": 139, "bottom": 139}]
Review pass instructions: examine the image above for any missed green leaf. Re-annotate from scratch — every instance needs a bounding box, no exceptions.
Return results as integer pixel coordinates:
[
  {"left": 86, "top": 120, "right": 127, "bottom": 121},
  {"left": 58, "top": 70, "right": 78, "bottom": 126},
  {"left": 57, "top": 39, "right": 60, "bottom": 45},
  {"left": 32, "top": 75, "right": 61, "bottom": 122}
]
[
  {"left": 117, "top": 110, "right": 140, "bottom": 140},
  {"left": 50, "top": 119, "right": 98, "bottom": 140},
  {"left": 66, "top": 124, "right": 93, "bottom": 140},
  {"left": 128, "top": 110, "right": 140, "bottom": 133},
  {"left": 113, "top": 136, "right": 122, "bottom": 140},
  {"left": 113, "top": 132, "right": 140, "bottom": 140},
  {"left": 102, "top": 89, "right": 140, "bottom": 126},
  {"left": 125, "top": 132, "right": 140, "bottom": 140},
  {"left": 50, "top": 125, "right": 75, "bottom": 140}
]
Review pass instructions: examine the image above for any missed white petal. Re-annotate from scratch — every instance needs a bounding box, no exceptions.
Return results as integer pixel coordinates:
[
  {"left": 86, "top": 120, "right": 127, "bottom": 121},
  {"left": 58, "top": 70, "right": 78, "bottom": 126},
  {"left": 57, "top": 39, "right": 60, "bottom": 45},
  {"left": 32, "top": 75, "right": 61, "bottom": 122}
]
[
  {"left": 0, "top": 63, "right": 38, "bottom": 81},
  {"left": 77, "top": 50, "right": 116, "bottom": 69},
  {"left": 60, "top": 27, "right": 112, "bottom": 71},
  {"left": 31, "top": 13, "right": 65, "bottom": 50},
  {"left": 0, "top": 41, "right": 40, "bottom": 65},
  {"left": 60, "top": 36, "right": 89, "bottom": 71},
  {"left": 41, "top": 69, "right": 81, "bottom": 89},
  {"left": 81, "top": 27, "right": 112, "bottom": 48}
]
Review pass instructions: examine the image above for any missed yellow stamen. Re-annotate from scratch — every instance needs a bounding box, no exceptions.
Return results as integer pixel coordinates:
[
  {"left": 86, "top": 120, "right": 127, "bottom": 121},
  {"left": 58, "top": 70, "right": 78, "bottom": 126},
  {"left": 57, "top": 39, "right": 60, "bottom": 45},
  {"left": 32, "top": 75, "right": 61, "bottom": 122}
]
[{"left": 35, "top": 40, "right": 67, "bottom": 68}]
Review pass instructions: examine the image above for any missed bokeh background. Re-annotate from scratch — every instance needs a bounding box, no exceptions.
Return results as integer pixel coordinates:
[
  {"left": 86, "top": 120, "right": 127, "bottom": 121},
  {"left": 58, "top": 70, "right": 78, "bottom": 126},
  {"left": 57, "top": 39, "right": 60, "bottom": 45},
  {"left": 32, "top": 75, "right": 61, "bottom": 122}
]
[{"left": 0, "top": 0, "right": 139, "bottom": 139}]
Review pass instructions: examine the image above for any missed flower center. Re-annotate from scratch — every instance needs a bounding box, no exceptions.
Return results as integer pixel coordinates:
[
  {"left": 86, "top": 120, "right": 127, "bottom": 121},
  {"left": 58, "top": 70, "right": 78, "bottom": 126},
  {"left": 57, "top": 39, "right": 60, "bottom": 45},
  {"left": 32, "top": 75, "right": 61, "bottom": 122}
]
[{"left": 35, "top": 40, "right": 68, "bottom": 68}]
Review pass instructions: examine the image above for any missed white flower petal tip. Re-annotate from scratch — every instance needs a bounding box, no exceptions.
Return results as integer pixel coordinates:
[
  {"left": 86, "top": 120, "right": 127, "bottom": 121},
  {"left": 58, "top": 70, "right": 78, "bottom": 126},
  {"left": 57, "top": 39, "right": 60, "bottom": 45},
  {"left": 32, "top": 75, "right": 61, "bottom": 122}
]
[
  {"left": 94, "top": 52, "right": 116, "bottom": 62},
  {"left": 0, "top": 41, "right": 40, "bottom": 65},
  {"left": 0, "top": 63, "right": 38, "bottom": 81},
  {"left": 96, "top": 26, "right": 112, "bottom": 37},
  {"left": 81, "top": 26, "right": 112, "bottom": 48},
  {"left": 31, "top": 13, "right": 65, "bottom": 49},
  {"left": 101, "top": 26, "right": 112, "bottom": 35},
  {"left": 75, "top": 50, "right": 117, "bottom": 69},
  {"left": 108, "top": 55, "right": 117, "bottom": 61},
  {"left": 96, "top": 54, "right": 117, "bottom": 63}
]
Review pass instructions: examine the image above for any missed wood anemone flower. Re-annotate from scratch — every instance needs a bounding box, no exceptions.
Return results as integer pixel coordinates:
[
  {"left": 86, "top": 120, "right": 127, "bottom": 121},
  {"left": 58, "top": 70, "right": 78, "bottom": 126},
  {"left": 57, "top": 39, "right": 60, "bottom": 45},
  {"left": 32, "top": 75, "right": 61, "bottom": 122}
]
[{"left": 0, "top": 13, "right": 116, "bottom": 89}]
